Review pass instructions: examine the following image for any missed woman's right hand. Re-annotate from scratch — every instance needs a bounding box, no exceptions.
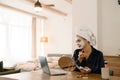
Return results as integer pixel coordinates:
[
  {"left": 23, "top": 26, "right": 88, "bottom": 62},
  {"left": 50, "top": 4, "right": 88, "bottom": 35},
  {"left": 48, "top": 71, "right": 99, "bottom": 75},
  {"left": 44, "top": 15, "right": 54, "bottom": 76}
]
[{"left": 78, "top": 50, "right": 85, "bottom": 62}]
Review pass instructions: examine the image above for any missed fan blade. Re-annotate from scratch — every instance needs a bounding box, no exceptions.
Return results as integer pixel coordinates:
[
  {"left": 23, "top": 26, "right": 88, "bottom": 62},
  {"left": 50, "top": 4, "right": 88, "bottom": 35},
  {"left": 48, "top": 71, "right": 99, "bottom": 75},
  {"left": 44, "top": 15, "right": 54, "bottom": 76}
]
[
  {"left": 26, "top": 0, "right": 35, "bottom": 3},
  {"left": 42, "top": 3, "right": 55, "bottom": 7},
  {"left": 45, "top": 4, "right": 55, "bottom": 7}
]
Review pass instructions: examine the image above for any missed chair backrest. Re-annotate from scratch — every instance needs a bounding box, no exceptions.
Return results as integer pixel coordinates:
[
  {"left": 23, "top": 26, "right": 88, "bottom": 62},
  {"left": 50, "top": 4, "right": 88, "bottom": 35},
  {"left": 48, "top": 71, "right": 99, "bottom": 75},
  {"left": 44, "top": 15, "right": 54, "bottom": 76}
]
[
  {"left": 0, "top": 61, "right": 3, "bottom": 72},
  {"left": 47, "top": 53, "right": 72, "bottom": 57}
]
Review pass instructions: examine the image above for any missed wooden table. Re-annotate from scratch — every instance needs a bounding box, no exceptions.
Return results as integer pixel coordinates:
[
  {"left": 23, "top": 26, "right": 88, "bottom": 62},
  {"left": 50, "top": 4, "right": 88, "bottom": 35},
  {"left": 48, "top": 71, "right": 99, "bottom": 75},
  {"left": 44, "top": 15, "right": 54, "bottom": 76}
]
[{"left": 1, "top": 70, "right": 120, "bottom": 80}]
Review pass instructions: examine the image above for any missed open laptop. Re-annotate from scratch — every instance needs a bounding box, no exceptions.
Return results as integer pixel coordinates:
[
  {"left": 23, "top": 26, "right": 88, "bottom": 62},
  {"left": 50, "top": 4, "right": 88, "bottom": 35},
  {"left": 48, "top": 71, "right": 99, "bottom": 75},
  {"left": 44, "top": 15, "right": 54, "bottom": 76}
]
[{"left": 39, "top": 56, "right": 68, "bottom": 76}]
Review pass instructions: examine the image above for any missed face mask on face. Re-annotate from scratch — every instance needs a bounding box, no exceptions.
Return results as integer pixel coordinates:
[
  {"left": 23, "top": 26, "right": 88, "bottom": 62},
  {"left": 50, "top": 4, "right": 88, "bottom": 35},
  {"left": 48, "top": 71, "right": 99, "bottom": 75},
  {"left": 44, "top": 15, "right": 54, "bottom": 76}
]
[{"left": 76, "top": 40, "right": 85, "bottom": 49}]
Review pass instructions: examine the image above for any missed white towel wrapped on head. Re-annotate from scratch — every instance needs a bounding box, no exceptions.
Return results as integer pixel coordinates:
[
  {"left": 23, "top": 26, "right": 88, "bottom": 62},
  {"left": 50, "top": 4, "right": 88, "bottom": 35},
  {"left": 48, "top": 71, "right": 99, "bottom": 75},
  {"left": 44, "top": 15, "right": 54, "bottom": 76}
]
[{"left": 77, "top": 29, "right": 96, "bottom": 46}]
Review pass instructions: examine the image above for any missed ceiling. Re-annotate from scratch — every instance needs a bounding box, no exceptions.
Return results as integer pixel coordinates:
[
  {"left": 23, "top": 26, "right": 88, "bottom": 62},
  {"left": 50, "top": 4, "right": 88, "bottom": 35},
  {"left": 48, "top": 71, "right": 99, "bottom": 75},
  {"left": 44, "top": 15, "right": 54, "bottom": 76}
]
[{"left": 0, "top": 0, "right": 72, "bottom": 17}]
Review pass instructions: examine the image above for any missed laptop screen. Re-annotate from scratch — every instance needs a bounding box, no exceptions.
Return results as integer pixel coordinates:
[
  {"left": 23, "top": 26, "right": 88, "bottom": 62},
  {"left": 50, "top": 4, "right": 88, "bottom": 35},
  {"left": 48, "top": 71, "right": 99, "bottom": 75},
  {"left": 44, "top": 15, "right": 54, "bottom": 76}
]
[{"left": 39, "top": 56, "right": 51, "bottom": 75}]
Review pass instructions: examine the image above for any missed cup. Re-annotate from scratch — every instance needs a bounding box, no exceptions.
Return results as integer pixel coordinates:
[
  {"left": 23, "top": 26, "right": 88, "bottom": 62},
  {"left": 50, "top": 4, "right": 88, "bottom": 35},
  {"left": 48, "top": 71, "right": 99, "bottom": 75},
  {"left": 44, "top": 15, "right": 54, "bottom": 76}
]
[{"left": 101, "top": 68, "right": 110, "bottom": 80}]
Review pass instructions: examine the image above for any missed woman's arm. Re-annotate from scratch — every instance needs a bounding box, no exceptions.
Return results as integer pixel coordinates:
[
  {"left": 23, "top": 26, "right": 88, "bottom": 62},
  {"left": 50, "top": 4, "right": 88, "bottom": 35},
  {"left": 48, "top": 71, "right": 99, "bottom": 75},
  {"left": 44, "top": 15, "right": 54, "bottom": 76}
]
[{"left": 91, "top": 52, "right": 104, "bottom": 74}]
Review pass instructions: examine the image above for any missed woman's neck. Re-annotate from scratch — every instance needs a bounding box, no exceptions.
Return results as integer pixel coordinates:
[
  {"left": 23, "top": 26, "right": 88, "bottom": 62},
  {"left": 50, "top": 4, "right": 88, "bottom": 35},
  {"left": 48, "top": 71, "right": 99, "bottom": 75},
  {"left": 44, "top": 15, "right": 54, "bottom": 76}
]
[{"left": 83, "top": 44, "right": 92, "bottom": 59}]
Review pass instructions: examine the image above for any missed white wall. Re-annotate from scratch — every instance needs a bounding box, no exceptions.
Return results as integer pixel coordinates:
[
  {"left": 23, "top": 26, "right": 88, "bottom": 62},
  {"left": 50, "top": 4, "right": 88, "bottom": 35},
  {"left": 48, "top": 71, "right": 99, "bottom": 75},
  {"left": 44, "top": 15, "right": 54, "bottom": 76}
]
[
  {"left": 44, "top": 1, "right": 72, "bottom": 55},
  {"left": 73, "top": 0, "right": 120, "bottom": 56},
  {"left": 73, "top": 0, "right": 98, "bottom": 52},
  {"left": 44, "top": 8, "right": 72, "bottom": 55},
  {"left": 98, "top": 0, "right": 120, "bottom": 56}
]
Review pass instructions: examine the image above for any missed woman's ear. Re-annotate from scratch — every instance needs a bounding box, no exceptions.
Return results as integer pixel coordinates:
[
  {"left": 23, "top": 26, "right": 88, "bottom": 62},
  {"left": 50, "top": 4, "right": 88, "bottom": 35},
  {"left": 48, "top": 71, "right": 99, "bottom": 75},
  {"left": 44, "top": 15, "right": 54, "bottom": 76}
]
[
  {"left": 88, "top": 41, "right": 90, "bottom": 44},
  {"left": 84, "top": 39, "right": 90, "bottom": 45}
]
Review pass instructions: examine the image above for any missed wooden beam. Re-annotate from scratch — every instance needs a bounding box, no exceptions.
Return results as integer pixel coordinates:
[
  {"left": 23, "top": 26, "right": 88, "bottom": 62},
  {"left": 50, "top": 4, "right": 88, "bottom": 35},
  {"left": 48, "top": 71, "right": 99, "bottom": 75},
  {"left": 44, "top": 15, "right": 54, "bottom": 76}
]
[
  {"left": 32, "top": 17, "right": 37, "bottom": 59},
  {"left": 42, "top": 4, "right": 67, "bottom": 16},
  {"left": 0, "top": 3, "right": 47, "bottom": 19},
  {"left": 64, "top": 0, "right": 72, "bottom": 4}
]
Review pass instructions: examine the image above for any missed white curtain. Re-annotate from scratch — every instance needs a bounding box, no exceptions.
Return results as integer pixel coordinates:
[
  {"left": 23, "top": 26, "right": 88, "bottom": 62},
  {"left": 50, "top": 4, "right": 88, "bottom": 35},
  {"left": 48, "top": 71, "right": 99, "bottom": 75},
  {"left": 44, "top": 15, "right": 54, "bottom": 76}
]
[{"left": 0, "top": 7, "right": 32, "bottom": 67}]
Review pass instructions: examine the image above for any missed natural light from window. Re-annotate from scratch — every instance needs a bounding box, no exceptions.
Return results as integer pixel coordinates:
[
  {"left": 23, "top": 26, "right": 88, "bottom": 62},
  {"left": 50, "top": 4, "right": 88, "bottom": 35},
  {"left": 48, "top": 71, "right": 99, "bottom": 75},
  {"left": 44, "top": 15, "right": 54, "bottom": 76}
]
[{"left": 0, "top": 7, "right": 32, "bottom": 67}]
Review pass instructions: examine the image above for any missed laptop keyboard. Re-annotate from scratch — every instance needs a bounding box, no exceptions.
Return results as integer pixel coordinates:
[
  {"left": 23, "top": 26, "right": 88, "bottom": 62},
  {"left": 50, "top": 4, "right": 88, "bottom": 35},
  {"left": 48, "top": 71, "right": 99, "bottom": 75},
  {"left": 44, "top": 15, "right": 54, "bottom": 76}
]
[{"left": 50, "top": 69, "right": 67, "bottom": 74}]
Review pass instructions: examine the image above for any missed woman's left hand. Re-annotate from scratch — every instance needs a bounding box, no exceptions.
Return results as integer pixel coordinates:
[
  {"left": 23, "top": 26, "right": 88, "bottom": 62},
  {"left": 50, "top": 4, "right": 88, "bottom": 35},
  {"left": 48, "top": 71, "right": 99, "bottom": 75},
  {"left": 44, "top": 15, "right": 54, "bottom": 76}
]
[{"left": 80, "top": 67, "right": 91, "bottom": 74}]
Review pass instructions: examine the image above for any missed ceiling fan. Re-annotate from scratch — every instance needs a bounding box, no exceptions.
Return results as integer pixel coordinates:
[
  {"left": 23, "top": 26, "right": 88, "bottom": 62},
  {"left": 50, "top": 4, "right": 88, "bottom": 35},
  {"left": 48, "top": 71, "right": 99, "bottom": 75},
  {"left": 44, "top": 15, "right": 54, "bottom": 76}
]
[
  {"left": 26, "top": 0, "right": 67, "bottom": 16},
  {"left": 34, "top": 0, "right": 54, "bottom": 11}
]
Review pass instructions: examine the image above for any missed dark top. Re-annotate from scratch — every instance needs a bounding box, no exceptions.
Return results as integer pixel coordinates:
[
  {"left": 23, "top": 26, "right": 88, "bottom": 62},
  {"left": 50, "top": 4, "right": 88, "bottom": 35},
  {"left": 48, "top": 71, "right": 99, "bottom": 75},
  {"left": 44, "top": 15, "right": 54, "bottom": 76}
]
[{"left": 73, "top": 46, "right": 104, "bottom": 74}]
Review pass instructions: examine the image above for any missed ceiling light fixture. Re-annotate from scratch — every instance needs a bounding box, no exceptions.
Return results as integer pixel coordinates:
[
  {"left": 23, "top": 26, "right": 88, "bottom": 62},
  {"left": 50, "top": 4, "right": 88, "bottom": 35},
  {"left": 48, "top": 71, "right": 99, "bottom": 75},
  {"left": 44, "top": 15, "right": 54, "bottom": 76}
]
[
  {"left": 34, "top": 0, "right": 42, "bottom": 12},
  {"left": 118, "top": 0, "right": 120, "bottom": 5},
  {"left": 40, "top": 37, "right": 48, "bottom": 43}
]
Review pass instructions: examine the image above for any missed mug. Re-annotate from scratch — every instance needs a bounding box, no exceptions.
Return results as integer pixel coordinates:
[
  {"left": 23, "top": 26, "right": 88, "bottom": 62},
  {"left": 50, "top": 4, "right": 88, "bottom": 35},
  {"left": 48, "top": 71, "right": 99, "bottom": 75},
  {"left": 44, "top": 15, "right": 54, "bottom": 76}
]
[{"left": 101, "top": 68, "right": 110, "bottom": 79}]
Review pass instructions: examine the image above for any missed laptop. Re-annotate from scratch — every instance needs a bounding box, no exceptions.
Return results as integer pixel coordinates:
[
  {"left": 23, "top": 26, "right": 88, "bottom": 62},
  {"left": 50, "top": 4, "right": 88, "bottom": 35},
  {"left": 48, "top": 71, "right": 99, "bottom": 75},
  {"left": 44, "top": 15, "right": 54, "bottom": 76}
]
[{"left": 39, "top": 56, "right": 68, "bottom": 76}]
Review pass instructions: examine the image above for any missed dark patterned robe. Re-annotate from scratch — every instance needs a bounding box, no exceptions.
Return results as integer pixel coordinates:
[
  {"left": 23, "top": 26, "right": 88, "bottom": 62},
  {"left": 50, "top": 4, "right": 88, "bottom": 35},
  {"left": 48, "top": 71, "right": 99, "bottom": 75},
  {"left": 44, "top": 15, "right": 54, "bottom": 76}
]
[{"left": 73, "top": 46, "right": 104, "bottom": 74}]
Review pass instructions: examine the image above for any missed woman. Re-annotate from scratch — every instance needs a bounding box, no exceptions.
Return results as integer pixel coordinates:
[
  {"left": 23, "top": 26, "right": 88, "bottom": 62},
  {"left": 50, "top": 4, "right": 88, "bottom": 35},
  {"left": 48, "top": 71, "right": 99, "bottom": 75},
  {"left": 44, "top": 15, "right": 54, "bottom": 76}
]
[{"left": 73, "top": 29, "right": 104, "bottom": 74}]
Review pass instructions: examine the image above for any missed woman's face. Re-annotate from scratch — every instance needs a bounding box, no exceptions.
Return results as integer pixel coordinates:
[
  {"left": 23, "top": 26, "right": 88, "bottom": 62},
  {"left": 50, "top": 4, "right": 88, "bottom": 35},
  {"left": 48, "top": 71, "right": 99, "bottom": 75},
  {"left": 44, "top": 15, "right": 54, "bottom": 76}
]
[{"left": 76, "top": 35, "right": 88, "bottom": 49}]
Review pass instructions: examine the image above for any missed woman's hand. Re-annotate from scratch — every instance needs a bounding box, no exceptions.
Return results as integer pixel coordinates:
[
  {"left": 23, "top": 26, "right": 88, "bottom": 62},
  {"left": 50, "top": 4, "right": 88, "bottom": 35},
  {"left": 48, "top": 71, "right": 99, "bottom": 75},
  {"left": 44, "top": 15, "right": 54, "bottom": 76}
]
[
  {"left": 80, "top": 67, "right": 91, "bottom": 74},
  {"left": 78, "top": 50, "right": 85, "bottom": 62}
]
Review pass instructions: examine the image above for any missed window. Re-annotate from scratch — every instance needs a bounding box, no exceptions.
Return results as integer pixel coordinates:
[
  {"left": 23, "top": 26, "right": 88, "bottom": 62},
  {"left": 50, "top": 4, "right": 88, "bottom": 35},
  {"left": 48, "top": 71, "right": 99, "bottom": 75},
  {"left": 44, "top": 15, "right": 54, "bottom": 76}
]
[{"left": 0, "top": 7, "right": 32, "bottom": 66}]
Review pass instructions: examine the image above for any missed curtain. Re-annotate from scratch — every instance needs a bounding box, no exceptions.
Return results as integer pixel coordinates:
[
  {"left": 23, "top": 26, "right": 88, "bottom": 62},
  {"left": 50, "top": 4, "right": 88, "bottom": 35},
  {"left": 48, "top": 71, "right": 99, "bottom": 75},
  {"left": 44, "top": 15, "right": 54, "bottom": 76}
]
[{"left": 0, "top": 7, "right": 32, "bottom": 67}]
